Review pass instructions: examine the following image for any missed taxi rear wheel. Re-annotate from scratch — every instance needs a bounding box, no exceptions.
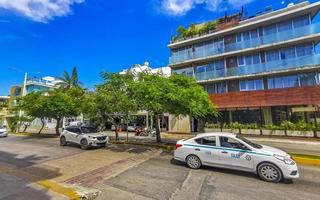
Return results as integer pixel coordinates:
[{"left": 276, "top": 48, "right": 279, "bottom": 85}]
[
  {"left": 186, "top": 155, "right": 202, "bottom": 169},
  {"left": 257, "top": 163, "right": 282, "bottom": 183}
]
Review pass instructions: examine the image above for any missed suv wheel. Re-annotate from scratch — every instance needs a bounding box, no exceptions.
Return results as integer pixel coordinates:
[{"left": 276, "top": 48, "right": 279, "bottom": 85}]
[
  {"left": 60, "top": 136, "right": 67, "bottom": 146},
  {"left": 186, "top": 155, "right": 202, "bottom": 169},
  {"left": 80, "top": 139, "right": 89, "bottom": 150},
  {"left": 258, "top": 163, "right": 282, "bottom": 183}
]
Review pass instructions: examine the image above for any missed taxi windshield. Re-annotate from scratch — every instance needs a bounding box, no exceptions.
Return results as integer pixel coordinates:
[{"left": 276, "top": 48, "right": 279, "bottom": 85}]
[{"left": 237, "top": 135, "right": 263, "bottom": 149}]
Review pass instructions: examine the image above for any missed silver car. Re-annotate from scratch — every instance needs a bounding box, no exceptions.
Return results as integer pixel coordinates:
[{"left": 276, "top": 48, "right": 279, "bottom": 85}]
[{"left": 0, "top": 125, "right": 8, "bottom": 137}]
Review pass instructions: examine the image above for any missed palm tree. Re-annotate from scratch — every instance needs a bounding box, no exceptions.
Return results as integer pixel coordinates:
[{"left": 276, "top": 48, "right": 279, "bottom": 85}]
[{"left": 57, "top": 66, "right": 82, "bottom": 89}]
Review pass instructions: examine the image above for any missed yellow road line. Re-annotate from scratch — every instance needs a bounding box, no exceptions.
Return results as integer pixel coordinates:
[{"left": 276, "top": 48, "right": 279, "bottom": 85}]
[
  {"left": 293, "top": 157, "right": 320, "bottom": 167},
  {"left": 38, "top": 180, "right": 81, "bottom": 200},
  {"left": 0, "top": 163, "right": 80, "bottom": 200}
]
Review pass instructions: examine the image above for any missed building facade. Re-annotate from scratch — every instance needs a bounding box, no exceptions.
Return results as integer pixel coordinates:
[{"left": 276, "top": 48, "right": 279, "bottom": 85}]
[{"left": 169, "top": 1, "right": 320, "bottom": 127}]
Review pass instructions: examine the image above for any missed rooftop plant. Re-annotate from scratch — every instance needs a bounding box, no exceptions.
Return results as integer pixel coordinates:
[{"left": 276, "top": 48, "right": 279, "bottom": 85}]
[{"left": 173, "top": 20, "right": 218, "bottom": 42}]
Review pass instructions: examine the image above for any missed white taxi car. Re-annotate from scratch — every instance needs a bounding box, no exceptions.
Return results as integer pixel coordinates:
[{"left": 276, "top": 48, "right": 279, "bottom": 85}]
[
  {"left": 174, "top": 132, "right": 298, "bottom": 183},
  {"left": 60, "top": 126, "right": 108, "bottom": 150}
]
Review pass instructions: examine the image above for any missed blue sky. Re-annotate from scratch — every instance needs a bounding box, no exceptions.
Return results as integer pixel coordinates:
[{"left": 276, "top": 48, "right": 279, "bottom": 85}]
[{"left": 0, "top": 0, "right": 318, "bottom": 95}]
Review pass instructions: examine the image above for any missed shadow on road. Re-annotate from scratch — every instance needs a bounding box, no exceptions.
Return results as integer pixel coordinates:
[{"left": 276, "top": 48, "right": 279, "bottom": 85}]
[{"left": 0, "top": 151, "right": 63, "bottom": 200}]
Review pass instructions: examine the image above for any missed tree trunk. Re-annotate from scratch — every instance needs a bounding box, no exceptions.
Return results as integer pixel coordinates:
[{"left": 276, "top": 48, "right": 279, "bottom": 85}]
[
  {"left": 22, "top": 124, "right": 28, "bottom": 133},
  {"left": 38, "top": 118, "right": 45, "bottom": 134},
  {"left": 115, "top": 123, "right": 119, "bottom": 141},
  {"left": 155, "top": 114, "right": 161, "bottom": 143},
  {"left": 55, "top": 118, "right": 61, "bottom": 135}
]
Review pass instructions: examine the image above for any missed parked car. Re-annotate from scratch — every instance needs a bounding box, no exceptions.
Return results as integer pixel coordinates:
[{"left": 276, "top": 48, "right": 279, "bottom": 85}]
[
  {"left": 60, "top": 126, "right": 108, "bottom": 150},
  {"left": 127, "top": 123, "right": 141, "bottom": 132},
  {"left": 174, "top": 132, "right": 298, "bottom": 183},
  {"left": 0, "top": 125, "right": 7, "bottom": 137},
  {"left": 111, "top": 124, "right": 127, "bottom": 131}
]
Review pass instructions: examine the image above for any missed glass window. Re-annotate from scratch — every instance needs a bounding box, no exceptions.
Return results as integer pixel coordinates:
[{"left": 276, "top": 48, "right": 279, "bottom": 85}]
[
  {"left": 196, "top": 66, "right": 205, "bottom": 73},
  {"left": 247, "top": 80, "right": 255, "bottom": 90},
  {"left": 255, "top": 79, "right": 264, "bottom": 90},
  {"left": 245, "top": 55, "right": 253, "bottom": 65},
  {"left": 300, "top": 73, "right": 317, "bottom": 86},
  {"left": 214, "top": 60, "right": 225, "bottom": 70},
  {"left": 216, "top": 82, "right": 226, "bottom": 94},
  {"left": 296, "top": 44, "right": 314, "bottom": 57},
  {"left": 252, "top": 53, "right": 260, "bottom": 64},
  {"left": 219, "top": 137, "right": 247, "bottom": 149},
  {"left": 280, "top": 47, "right": 296, "bottom": 60},
  {"left": 283, "top": 75, "right": 299, "bottom": 88},
  {"left": 264, "top": 24, "right": 277, "bottom": 35},
  {"left": 243, "top": 31, "right": 251, "bottom": 41},
  {"left": 293, "top": 15, "right": 310, "bottom": 28},
  {"left": 266, "top": 50, "right": 280, "bottom": 62},
  {"left": 239, "top": 79, "right": 264, "bottom": 91},
  {"left": 238, "top": 56, "right": 245, "bottom": 66},
  {"left": 240, "top": 81, "right": 246, "bottom": 91},
  {"left": 206, "top": 84, "right": 215, "bottom": 94},
  {"left": 274, "top": 77, "right": 283, "bottom": 89},
  {"left": 206, "top": 64, "right": 215, "bottom": 72},
  {"left": 196, "top": 137, "right": 216, "bottom": 146},
  {"left": 251, "top": 29, "right": 258, "bottom": 38},
  {"left": 237, "top": 33, "right": 242, "bottom": 42},
  {"left": 277, "top": 20, "right": 292, "bottom": 32}
]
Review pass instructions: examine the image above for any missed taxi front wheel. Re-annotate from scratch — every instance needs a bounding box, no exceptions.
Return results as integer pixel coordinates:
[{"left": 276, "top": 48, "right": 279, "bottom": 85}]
[
  {"left": 186, "top": 155, "right": 202, "bottom": 169},
  {"left": 257, "top": 163, "right": 282, "bottom": 183}
]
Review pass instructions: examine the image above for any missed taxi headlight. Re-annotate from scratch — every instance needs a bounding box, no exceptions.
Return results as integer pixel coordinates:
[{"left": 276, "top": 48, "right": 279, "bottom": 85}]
[{"left": 274, "top": 154, "right": 295, "bottom": 165}]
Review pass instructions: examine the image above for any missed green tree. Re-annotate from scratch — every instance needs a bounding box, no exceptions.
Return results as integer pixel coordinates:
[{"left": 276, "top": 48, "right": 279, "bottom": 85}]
[
  {"left": 45, "top": 88, "right": 84, "bottom": 135},
  {"left": 82, "top": 73, "right": 137, "bottom": 140},
  {"left": 177, "top": 25, "right": 187, "bottom": 38},
  {"left": 57, "top": 66, "right": 82, "bottom": 89},
  {"left": 132, "top": 73, "right": 217, "bottom": 142},
  {"left": 19, "top": 88, "right": 84, "bottom": 135},
  {"left": 18, "top": 92, "right": 47, "bottom": 134}
]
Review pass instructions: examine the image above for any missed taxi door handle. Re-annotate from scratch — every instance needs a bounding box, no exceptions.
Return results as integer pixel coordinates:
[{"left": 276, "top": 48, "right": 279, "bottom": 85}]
[
  {"left": 194, "top": 148, "right": 201, "bottom": 151},
  {"left": 221, "top": 151, "right": 228, "bottom": 154}
]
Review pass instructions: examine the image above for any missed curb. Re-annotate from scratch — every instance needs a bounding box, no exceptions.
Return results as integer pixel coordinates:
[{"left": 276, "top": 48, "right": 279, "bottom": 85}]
[
  {"left": 110, "top": 141, "right": 320, "bottom": 167},
  {"left": 38, "top": 180, "right": 81, "bottom": 200},
  {"left": 110, "top": 141, "right": 175, "bottom": 151},
  {"left": 9, "top": 133, "right": 59, "bottom": 138}
]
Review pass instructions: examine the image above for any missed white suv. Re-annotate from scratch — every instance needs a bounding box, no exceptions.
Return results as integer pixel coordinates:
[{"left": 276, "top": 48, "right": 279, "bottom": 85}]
[
  {"left": 60, "top": 126, "right": 108, "bottom": 150},
  {"left": 174, "top": 132, "right": 299, "bottom": 183},
  {"left": 0, "top": 125, "right": 8, "bottom": 137}
]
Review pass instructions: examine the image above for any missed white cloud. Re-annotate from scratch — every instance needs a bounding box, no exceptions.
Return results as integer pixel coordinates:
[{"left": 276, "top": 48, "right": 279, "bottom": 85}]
[
  {"left": 159, "top": 0, "right": 254, "bottom": 16},
  {"left": 0, "top": 0, "right": 84, "bottom": 23}
]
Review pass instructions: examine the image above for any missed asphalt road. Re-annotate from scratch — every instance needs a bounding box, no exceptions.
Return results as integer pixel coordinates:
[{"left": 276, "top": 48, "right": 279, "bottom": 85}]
[{"left": 0, "top": 135, "right": 320, "bottom": 200}]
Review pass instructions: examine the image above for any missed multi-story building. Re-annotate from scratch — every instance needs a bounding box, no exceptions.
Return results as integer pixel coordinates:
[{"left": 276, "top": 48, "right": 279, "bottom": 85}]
[
  {"left": 169, "top": 1, "right": 320, "bottom": 128},
  {"left": 9, "top": 75, "right": 62, "bottom": 108}
]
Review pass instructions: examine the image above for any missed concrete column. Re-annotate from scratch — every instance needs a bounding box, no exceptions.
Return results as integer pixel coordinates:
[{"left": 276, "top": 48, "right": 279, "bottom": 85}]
[
  {"left": 262, "top": 107, "right": 273, "bottom": 125},
  {"left": 228, "top": 110, "right": 233, "bottom": 124}
]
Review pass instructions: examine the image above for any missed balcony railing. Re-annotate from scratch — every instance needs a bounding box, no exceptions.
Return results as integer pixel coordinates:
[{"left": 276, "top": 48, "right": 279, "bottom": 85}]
[
  {"left": 195, "top": 54, "right": 320, "bottom": 81},
  {"left": 170, "top": 23, "right": 320, "bottom": 65}
]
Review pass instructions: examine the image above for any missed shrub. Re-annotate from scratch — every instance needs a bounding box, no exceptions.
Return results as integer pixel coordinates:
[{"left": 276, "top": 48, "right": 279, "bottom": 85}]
[
  {"left": 263, "top": 124, "right": 280, "bottom": 131},
  {"left": 230, "top": 122, "right": 246, "bottom": 130},
  {"left": 205, "top": 123, "right": 221, "bottom": 129},
  {"left": 294, "top": 120, "right": 314, "bottom": 131},
  {"left": 279, "top": 120, "right": 295, "bottom": 130},
  {"left": 246, "top": 123, "right": 259, "bottom": 129}
]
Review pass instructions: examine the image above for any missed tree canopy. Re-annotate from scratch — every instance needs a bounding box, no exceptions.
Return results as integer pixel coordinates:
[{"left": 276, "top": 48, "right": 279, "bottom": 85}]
[{"left": 57, "top": 66, "right": 82, "bottom": 89}]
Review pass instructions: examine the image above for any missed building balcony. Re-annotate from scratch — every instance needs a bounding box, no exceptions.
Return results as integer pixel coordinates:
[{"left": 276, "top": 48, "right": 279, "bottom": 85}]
[
  {"left": 195, "top": 54, "right": 320, "bottom": 81},
  {"left": 209, "top": 85, "right": 320, "bottom": 109},
  {"left": 170, "top": 23, "right": 320, "bottom": 65}
]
